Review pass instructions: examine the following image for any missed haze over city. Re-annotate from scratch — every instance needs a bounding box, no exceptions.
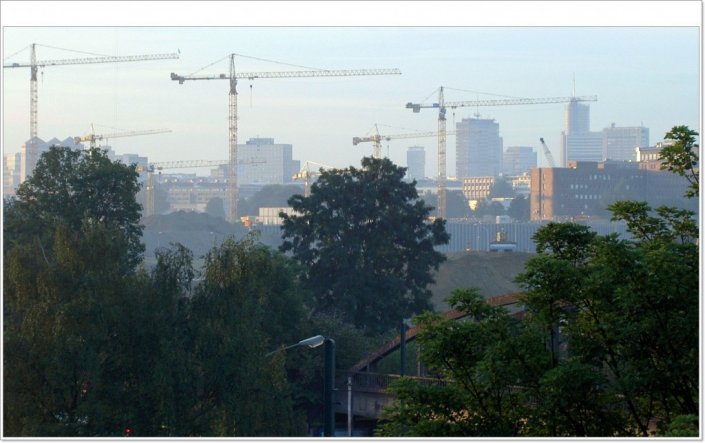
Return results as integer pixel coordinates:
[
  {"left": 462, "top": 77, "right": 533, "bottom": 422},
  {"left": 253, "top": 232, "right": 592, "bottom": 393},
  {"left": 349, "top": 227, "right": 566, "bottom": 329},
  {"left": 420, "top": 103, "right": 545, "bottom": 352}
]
[{"left": 2, "top": 1, "right": 700, "bottom": 177}]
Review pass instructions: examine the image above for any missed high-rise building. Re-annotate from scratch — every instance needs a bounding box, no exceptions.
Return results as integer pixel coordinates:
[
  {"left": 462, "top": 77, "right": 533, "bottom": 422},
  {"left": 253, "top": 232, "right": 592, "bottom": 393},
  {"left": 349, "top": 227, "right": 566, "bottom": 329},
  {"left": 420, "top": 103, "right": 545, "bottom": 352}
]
[
  {"left": 602, "top": 124, "right": 649, "bottom": 161},
  {"left": 564, "top": 99, "right": 590, "bottom": 135},
  {"left": 237, "top": 137, "right": 300, "bottom": 185},
  {"left": 456, "top": 117, "right": 503, "bottom": 180},
  {"left": 561, "top": 99, "right": 601, "bottom": 165},
  {"left": 502, "top": 146, "right": 537, "bottom": 175},
  {"left": 406, "top": 146, "right": 425, "bottom": 180}
]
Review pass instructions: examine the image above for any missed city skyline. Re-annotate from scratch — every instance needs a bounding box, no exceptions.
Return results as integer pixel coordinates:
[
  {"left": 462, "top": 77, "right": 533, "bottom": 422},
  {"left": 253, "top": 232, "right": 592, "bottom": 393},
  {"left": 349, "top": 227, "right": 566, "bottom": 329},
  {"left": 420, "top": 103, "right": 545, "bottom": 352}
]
[{"left": 2, "top": 2, "right": 701, "bottom": 178}]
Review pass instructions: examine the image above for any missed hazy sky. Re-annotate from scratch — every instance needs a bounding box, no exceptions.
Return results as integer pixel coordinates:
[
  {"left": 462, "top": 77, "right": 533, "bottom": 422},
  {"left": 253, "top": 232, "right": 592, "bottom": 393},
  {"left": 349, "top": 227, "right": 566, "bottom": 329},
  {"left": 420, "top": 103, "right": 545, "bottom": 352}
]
[{"left": 2, "top": 2, "right": 701, "bottom": 176}]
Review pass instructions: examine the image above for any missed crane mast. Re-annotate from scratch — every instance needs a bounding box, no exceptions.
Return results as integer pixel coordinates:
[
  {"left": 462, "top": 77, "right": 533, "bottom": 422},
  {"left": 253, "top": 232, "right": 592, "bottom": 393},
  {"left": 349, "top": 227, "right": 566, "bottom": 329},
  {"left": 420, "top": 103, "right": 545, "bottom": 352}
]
[
  {"left": 406, "top": 89, "right": 597, "bottom": 219},
  {"left": 229, "top": 55, "right": 239, "bottom": 227},
  {"left": 171, "top": 54, "right": 400, "bottom": 222},
  {"left": 437, "top": 87, "right": 447, "bottom": 219},
  {"left": 4, "top": 43, "right": 179, "bottom": 176}
]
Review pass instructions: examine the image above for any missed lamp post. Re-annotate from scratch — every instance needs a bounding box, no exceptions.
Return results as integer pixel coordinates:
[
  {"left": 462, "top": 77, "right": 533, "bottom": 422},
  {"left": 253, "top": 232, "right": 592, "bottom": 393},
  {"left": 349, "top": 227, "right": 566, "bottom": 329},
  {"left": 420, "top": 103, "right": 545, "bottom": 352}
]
[{"left": 268, "top": 335, "right": 336, "bottom": 437}]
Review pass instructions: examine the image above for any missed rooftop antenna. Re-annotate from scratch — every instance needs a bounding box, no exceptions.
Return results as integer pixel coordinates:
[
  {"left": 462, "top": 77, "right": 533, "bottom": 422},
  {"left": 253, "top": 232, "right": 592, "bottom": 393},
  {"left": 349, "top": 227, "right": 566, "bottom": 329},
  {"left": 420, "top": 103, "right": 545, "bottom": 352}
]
[{"left": 572, "top": 73, "right": 576, "bottom": 97}]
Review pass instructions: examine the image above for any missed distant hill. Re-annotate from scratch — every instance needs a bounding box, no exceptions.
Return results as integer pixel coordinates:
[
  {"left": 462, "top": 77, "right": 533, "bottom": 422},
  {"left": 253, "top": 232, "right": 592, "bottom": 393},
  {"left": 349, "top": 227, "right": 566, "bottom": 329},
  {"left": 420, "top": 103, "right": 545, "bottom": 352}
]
[{"left": 428, "top": 251, "right": 534, "bottom": 312}]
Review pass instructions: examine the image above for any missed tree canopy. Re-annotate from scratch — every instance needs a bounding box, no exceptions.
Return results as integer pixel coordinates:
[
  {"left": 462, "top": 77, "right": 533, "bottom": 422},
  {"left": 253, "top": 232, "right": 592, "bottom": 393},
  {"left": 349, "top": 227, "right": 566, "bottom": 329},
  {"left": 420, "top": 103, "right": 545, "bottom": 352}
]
[
  {"left": 421, "top": 190, "right": 470, "bottom": 219},
  {"left": 659, "top": 125, "right": 699, "bottom": 198},
  {"left": 379, "top": 205, "right": 698, "bottom": 436},
  {"left": 280, "top": 157, "right": 449, "bottom": 335},
  {"left": 5, "top": 146, "right": 144, "bottom": 270},
  {"left": 3, "top": 146, "right": 313, "bottom": 437}
]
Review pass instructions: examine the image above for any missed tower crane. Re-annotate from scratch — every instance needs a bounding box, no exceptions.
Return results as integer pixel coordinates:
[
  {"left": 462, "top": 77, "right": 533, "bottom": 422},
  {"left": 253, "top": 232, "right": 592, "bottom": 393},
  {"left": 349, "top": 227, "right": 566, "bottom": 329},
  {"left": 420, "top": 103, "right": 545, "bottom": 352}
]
[
  {"left": 4, "top": 43, "right": 179, "bottom": 173},
  {"left": 539, "top": 137, "right": 557, "bottom": 168},
  {"left": 74, "top": 127, "right": 172, "bottom": 149},
  {"left": 292, "top": 160, "right": 336, "bottom": 197},
  {"left": 406, "top": 87, "right": 597, "bottom": 218},
  {"left": 352, "top": 124, "right": 456, "bottom": 159},
  {"left": 171, "top": 53, "right": 401, "bottom": 222}
]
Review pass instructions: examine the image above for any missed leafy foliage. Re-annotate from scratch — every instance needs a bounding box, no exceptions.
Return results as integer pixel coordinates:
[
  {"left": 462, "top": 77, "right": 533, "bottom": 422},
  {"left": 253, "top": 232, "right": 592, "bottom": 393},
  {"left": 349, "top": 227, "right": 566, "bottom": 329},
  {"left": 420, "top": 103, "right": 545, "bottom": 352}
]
[
  {"left": 659, "top": 125, "right": 699, "bottom": 198},
  {"left": 421, "top": 190, "right": 471, "bottom": 218},
  {"left": 507, "top": 194, "right": 530, "bottom": 221},
  {"left": 378, "top": 202, "right": 698, "bottom": 437},
  {"left": 280, "top": 157, "right": 449, "bottom": 335},
  {"left": 3, "top": 146, "right": 315, "bottom": 437},
  {"left": 205, "top": 197, "right": 226, "bottom": 220},
  {"left": 237, "top": 184, "right": 304, "bottom": 217},
  {"left": 5, "top": 146, "right": 144, "bottom": 270}
]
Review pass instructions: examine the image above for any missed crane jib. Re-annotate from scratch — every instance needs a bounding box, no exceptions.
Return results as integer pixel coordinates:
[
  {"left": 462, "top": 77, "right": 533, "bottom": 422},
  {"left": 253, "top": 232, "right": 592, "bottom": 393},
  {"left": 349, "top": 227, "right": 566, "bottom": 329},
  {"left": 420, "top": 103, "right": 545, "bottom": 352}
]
[{"left": 170, "top": 69, "right": 402, "bottom": 82}]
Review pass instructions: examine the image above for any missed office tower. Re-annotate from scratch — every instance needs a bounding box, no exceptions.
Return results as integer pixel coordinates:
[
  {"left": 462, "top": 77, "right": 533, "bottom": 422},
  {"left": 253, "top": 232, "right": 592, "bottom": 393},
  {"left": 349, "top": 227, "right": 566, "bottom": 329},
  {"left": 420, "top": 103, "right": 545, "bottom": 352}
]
[
  {"left": 237, "top": 137, "right": 299, "bottom": 185},
  {"left": 406, "top": 146, "right": 425, "bottom": 180},
  {"left": 503, "top": 146, "right": 537, "bottom": 175},
  {"left": 561, "top": 99, "right": 602, "bottom": 165},
  {"left": 564, "top": 99, "right": 590, "bottom": 135},
  {"left": 456, "top": 117, "right": 503, "bottom": 179},
  {"left": 602, "top": 124, "right": 649, "bottom": 161}
]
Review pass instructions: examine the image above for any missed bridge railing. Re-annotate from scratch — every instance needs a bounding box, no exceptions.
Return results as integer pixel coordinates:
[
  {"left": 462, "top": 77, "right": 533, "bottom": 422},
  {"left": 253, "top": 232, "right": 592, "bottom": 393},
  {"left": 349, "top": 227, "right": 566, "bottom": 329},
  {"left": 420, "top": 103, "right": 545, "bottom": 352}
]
[{"left": 337, "top": 371, "right": 449, "bottom": 394}]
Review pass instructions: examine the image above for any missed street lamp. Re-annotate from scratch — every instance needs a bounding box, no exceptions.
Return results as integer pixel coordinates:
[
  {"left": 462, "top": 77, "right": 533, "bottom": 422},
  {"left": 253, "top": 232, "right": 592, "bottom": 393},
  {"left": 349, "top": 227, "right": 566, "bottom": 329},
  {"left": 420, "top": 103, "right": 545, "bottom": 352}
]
[{"left": 268, "top": 335, "right": 336, "bottom": 437}]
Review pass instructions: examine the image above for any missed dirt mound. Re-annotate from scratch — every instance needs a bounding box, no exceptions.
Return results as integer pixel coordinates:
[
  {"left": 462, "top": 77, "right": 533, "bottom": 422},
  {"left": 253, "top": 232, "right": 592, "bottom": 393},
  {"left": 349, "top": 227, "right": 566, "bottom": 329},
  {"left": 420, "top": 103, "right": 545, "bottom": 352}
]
[{"left": 429, "top": 251, "right": 533, "bottom": 312}]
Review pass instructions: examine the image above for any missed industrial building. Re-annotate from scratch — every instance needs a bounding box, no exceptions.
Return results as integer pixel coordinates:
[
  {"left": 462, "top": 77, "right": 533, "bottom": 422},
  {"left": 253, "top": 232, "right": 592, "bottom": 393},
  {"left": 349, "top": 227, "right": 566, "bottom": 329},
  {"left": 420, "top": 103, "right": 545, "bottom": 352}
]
[{"left": 530, "top": 160, "right": 695, "bottom": 221}]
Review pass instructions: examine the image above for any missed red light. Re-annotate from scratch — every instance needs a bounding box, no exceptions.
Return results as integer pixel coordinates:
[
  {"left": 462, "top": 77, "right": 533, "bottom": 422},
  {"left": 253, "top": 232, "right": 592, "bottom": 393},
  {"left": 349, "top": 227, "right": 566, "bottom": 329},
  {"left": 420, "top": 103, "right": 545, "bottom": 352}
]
[{"left": 123, "top": 426, "right": 133, "bottom": 436}]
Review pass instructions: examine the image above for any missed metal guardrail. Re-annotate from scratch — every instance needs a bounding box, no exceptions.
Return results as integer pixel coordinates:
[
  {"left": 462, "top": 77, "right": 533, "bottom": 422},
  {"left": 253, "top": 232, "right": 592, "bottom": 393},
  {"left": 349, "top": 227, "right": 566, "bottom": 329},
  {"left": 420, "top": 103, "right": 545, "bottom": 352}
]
[{"left": 337, "top": 371, "right": 448, "bottom": 394}]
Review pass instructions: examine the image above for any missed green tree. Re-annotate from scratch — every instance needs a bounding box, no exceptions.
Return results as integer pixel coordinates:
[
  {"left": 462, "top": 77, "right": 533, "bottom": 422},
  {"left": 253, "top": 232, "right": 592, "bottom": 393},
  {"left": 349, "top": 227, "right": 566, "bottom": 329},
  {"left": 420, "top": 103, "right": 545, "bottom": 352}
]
[
  {"left": 517, "top": 205, "right": 698, "bottom": 436},
  {"left": 185, "top": 234, "right": 309, "bottom": 436},
  {"left": 377, "top": 205, "right": 698, "bottom": 436},
  {"left": 472, "top": 199, "right": 506, "bottom": 219},
  {"left": 237, "top": 184, "right": 303, "bottom": 216},
  {"left": 659, "top": 125, "right": 699, "bottom": 198},
  {"left": 280, "top": 157, "right": 449, "bottom": 335},
  {"left": 4, "top": 146, "right": 150, "bottom": 436},
  {"left": 5, "top": 146, "right": 144, "bottom": 270},
  {"left": 205, "top": 197, "right": 226, "bottom": 219},
  {"left": 421, "top": 190, "right": 470, "bottom": 218},
  {"left": 507, "top": 195, "right": 530, "bottom": 221},
  {"left": 377, "top": 289, "right": 552, "bottom": 437},
  {"left": 488, "top": 177, "right": 516, "bottom": 198}
]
